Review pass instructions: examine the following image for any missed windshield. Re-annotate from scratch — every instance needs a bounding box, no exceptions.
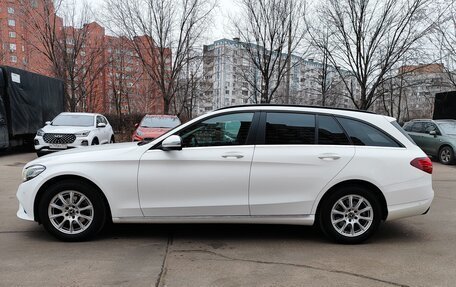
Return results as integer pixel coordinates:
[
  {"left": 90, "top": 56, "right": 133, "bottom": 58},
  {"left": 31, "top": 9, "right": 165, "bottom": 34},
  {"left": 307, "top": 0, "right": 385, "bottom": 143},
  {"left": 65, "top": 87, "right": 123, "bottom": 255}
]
[
  {"left": 141, "top": 117, "right": 181, "bottom": 128},
  {"left": 52, "top": 114, "right": 94, "bottom": 127},
  {"left": 437, "top": 122, "right": 456, "bottom": 135}
]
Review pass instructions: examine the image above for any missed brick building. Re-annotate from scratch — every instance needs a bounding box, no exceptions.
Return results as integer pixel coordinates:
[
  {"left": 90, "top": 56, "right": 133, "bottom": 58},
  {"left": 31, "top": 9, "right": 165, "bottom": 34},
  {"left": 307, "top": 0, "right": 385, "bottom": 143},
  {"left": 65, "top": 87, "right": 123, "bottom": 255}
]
[{"left": 0, "top": 0, "right": 164, "bottom": 115}]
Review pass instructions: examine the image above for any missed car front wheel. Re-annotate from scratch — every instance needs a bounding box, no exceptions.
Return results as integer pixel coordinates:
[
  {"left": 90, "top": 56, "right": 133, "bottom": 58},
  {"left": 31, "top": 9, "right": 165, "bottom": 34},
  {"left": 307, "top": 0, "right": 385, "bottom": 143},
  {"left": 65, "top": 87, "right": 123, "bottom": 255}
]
[
  {"left": 38, "top": 180, "right": 106, "bottom": 241},
  {"left": 439, "top": 146, "right": 454, "bottom": 165},
  {"left": 319, "top": 186, "right": 382, "bottom": 244}
]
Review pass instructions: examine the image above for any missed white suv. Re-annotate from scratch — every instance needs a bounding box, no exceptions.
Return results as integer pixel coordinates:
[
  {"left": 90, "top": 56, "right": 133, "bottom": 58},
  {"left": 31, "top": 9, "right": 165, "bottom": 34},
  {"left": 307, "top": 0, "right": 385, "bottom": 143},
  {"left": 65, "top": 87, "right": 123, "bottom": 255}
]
[
  {"left": 34, "top": 112, "right": 115, "bottom": 156},
  {"left": 18, "top": 105, "right": 433, "bottom": 243}
]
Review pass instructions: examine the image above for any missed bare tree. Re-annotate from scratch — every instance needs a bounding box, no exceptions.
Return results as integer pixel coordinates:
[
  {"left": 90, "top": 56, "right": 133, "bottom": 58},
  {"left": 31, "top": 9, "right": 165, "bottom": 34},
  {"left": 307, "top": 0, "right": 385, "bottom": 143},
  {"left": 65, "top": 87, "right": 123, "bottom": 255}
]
[
  {"left": 19, "top": 0, "right": 106, "bottom": 112},
  {"left": 104, "top": 0, "right": 215, "bottom": 115},
  {"left": 233, "top": 0, "right": 307, "bottom": 103},
  {"left": 309, "top": 0, "right": 437, "bottom": 110}
]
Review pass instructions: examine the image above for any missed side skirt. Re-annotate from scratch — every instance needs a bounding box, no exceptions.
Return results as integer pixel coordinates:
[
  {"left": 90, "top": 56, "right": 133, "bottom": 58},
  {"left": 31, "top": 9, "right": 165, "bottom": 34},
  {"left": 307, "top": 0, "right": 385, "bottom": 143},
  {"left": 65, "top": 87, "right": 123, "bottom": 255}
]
[{"left": 112, "top": 215, "right": 315, "bottom": 226}]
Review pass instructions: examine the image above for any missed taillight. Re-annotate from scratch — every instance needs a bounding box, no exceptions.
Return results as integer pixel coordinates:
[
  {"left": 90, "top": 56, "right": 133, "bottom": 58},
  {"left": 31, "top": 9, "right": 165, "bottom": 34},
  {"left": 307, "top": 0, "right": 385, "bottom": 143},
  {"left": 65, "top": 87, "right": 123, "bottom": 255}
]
[{"left": 410, "top": 157, "right": 433, "bottom": 174}]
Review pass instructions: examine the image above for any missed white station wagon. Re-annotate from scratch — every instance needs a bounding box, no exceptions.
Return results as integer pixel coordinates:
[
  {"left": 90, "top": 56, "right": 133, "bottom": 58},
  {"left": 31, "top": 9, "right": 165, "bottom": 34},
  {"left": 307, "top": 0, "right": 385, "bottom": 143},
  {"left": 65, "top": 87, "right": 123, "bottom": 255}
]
[{"left": 17, "top": 105, "right": 434, "bottom": 243}]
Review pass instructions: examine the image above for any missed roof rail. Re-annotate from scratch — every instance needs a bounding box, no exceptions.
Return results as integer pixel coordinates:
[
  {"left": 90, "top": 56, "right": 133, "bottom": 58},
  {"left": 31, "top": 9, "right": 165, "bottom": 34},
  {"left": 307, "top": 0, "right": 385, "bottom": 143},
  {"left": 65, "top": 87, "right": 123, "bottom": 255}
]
[{"left": 215, "top": 104, "right": 376, "bottom": 114}]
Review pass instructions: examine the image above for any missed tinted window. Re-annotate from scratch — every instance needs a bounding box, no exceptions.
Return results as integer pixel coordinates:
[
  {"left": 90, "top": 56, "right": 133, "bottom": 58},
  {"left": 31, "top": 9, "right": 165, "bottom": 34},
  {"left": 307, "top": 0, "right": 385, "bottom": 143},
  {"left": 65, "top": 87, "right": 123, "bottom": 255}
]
[
  {"left": 337, "top": 117, "right": 400, "bottom": 147},
  {"left": 391, "top": 120, "right": 416, "bottom": 144},
  {"left": 424, "top": 122, "right": 438, "bottom": 133},
  {"left": 411, "top": 122, "right": 425, "bottom": 133},
  {"left": 96, "top": 116, "right": 103, "bottom": 125},
  {"left": 265, "top": 113, "right": 315, "bottom": 145},
  {"left": 179, "top": 113, "right": 253, "bottom": 148},
  {"left": 318, "top": 115, "right": 350, "bottom": 145}
]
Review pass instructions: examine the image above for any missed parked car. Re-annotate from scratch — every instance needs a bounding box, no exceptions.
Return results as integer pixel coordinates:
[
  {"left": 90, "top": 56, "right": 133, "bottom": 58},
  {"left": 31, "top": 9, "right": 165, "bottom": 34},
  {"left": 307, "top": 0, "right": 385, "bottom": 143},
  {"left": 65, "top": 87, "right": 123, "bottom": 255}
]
[
  {"left": 403, "top": 119, "right": 456, "bottom": 164},
  {"left": 17, "top": 105, "right": 433, "bottom": 243},
  {"left": 34, "top": 112, "right": 115, "bottom": 157},
  {"left": 132, "top": 115, "right": 181, "bottom": 142}
]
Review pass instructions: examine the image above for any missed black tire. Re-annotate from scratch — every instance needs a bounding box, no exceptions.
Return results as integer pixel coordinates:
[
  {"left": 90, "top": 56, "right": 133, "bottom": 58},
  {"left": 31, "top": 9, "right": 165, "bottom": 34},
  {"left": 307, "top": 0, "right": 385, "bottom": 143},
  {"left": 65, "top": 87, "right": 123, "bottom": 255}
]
[
  {"left": 38, "top": 180, "right": 107, "bottom": 241},
  {"left": 319, "top": 185, "right": 382, "bottom": 244},
  {"left": 110, "top": 135, "right": 115, "bottom": 144},
  {"left": 91, "top": 138, "right": 99, "bottom": 145},
  {"left": 438, "top": 146, "right": 454, "bottom": 165}
]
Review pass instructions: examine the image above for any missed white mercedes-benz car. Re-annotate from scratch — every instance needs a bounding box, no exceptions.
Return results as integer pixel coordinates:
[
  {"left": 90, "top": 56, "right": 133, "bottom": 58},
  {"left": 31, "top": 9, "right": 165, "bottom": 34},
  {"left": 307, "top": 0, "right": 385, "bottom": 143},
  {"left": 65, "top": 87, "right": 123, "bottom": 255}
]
[
  {"left": 17, "top": 105, "right": 434, "bottom": 243},
  {"left": 34, "top": 112, "right": 115, "bottom": 156}
]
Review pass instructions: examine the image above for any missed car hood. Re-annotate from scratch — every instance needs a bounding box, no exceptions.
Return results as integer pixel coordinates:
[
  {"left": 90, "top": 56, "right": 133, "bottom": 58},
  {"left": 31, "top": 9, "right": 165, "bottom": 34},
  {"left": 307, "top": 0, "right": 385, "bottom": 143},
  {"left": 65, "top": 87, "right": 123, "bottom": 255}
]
[
  {"left": 41, "top": 125, "right": 94, "bottom": 133},
  {"left": 136, "top": 127, "right": 172, "bottom": 137},
  {"left": 26, "top": 142, "right": 145, "bottom": 168}
]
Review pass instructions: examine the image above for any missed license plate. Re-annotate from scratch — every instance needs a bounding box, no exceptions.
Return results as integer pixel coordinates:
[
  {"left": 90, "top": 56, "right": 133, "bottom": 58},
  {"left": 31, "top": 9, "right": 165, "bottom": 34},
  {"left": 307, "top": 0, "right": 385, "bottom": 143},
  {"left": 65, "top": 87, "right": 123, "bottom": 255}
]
[{"left": 49, "top": 144, "right": 67, "bottom": 149}]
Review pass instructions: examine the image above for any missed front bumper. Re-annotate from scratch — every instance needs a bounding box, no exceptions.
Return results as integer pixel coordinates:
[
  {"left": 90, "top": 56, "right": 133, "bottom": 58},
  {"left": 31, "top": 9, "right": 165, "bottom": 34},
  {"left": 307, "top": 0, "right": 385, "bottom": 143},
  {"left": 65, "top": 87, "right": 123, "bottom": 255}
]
[
  {"left": 34, "top": 136, "right": 90, "bottom": 154},
  {"left": 16, "top": 179, "right": 39, "bottom": 221}
]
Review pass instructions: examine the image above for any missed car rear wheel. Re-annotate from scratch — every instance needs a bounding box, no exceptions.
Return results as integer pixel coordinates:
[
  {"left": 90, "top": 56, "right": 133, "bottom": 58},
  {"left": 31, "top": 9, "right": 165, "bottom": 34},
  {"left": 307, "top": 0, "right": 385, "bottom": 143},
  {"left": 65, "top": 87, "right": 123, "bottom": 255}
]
[
  {"left": 38, "top": 180, "right": 106, "bottom": 241},
  {"left": 439, "top": 146, "right": 454, "bottom": 165},
  {"left": 110, "top": 136, "right": 115, "bottom": 144},
  {"left": 319, "top": 186, "right": 381, "bottom": 244}
]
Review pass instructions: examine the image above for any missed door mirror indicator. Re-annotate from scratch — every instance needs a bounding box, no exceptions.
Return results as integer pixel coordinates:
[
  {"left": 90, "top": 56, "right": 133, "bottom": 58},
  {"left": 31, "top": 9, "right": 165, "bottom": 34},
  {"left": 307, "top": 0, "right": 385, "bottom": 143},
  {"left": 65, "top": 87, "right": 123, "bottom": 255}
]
[{"left": 162, "top": 135, "right": 182, "bottom": 151}]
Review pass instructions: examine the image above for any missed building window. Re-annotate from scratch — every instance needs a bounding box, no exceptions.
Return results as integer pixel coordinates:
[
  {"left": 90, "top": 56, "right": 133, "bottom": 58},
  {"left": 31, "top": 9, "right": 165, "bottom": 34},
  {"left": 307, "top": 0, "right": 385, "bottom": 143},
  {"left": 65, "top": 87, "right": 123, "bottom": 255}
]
[
  {"left": 9, "top": 32, "right": 16, "bottom": 38},
  {"left": 30, "top": 0, "right": 39, "bottom": 8},
  {"left": 8, "top": 19, "right": 15, "bottom": 27},
  {"left": 9, "top": 43, "right": 16, "bottom": 52},
  {"left": 8, "top": 7, "right": 15, "bottom": 14},
  {"left": 10, "top": 56, "right": 17, "bottom": 63}
]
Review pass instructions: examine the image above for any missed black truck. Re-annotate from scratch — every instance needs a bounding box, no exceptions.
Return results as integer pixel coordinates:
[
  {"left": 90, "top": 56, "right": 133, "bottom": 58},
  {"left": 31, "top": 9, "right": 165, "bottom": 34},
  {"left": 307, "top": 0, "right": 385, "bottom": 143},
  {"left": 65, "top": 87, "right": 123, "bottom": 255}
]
[
  {"left": 0, "top": 66, "right": 64, "bottom": 149},
  {"left": 433, "top": 91, "right": 456, "bottom": 120}
]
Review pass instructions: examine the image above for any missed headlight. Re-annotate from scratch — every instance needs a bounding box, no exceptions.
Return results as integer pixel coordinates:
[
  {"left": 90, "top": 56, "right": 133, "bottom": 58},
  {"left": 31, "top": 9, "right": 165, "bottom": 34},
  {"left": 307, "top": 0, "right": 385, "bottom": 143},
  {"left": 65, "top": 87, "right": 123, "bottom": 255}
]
[
  {"left": 22, "top": 165, "right": 46, "bottom": 182},
  {"left": 136, "top": 130, "right": 144, "bottom": 136},
  {"left": 75, "top": 131, "right": 91, "bottom": 137},
  {"left": 36, "top": 129, "right": 44, "bottom": 137}
]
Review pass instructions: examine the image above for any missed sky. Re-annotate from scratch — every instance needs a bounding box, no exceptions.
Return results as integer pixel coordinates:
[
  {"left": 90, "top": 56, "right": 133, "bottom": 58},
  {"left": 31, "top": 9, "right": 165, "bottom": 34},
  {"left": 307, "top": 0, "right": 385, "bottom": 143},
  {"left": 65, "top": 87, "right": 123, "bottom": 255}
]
[{"left": 81, "top": 0, "right": 239, "bottom": 44}]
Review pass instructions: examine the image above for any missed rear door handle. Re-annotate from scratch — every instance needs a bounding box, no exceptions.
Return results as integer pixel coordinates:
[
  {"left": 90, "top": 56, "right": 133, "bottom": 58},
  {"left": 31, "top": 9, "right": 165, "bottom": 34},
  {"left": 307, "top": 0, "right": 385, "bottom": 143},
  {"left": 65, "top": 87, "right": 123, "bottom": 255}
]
[
  {"left": 318, "top": 154, "right": 341, "bottom": 161},
  {"left": 222, "top": 154, "right": 244, "bottom": 159}
]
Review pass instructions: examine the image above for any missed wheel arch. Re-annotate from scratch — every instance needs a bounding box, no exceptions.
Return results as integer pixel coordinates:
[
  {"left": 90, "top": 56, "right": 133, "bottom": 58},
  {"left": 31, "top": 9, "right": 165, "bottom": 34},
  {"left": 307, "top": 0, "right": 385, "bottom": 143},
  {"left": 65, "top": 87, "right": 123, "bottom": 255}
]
[
  {"left": 315, "top": 179, "right": 388, "bottom": 221},
  {"left": 34, "top": 175, "right": 112, "bottom": 224}
]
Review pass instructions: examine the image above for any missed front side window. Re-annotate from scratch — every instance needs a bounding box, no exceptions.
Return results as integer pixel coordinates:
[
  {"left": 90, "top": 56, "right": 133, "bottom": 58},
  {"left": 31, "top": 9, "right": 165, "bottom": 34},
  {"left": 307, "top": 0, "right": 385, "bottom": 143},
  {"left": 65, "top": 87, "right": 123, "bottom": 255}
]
[
  {"left": 265, "top": 113, "right": 315, "bottom": 145},
  {"left": 424, "top": 123, "right": 439, "bottom": 134},
  {"left": 179, "top": 113, "right": 254, "bottom": 148},
  {"left": 337, "top": 117, "right": 400, "bottom": 147},
  {"left": 318, "top": 115, "right": 350, "bottom": 145},
  {"left": 411, "top": 122, "right": 425, "bottom": 133}
]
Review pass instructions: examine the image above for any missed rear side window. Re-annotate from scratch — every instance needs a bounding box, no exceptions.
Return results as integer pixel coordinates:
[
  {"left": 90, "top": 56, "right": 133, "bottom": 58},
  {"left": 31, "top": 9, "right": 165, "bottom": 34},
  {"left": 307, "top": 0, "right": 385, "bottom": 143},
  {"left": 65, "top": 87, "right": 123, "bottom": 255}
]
[
  {"left": 336, "top": 117, "right": 400, "bottom": 147},
  {"left": 318, "top": 115, "right": 350, "bottom": 145},
  {"left": 265, "top": 113, "right": 315, "bottom": 144}
]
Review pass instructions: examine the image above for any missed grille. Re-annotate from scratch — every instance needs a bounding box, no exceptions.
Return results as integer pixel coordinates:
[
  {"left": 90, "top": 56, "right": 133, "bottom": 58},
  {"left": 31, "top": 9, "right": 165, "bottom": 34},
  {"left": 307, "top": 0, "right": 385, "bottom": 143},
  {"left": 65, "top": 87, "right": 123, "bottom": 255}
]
[{"left": 43, "top": 133, "right": 76, "bottom": 144}]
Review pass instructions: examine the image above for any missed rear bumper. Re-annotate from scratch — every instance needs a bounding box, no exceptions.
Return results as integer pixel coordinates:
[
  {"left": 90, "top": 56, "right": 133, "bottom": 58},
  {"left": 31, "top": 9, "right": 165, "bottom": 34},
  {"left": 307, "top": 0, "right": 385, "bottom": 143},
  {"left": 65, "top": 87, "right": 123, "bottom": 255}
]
[{"left": 386, "top": 196, "right": 433, "bottom": 221}]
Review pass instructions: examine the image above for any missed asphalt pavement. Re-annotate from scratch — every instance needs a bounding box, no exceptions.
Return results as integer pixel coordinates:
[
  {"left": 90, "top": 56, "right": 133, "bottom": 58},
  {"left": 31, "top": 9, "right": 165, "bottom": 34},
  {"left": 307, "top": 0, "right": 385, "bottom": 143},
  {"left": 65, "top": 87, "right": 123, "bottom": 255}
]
[{"left": 0, "top": 152, "right": 455, "bottom": 287}]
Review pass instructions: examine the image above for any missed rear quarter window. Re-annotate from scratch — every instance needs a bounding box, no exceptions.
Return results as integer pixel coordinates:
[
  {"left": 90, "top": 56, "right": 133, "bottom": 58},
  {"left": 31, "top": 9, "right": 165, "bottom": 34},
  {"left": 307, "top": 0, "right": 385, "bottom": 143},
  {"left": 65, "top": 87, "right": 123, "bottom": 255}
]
[{"left": 336, "top": 117, "right": 401, "bottom": 147}]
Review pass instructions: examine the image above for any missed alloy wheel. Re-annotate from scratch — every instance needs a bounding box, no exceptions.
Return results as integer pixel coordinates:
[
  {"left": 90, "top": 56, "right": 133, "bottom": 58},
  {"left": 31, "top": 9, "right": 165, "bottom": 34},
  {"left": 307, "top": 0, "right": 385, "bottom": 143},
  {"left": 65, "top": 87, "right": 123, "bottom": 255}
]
[
  {"left": 330, "top": 194, "right": 373, "bottom": 237},
  {"left": 48, "top": 190, "right": 94, "bottom": 235}
]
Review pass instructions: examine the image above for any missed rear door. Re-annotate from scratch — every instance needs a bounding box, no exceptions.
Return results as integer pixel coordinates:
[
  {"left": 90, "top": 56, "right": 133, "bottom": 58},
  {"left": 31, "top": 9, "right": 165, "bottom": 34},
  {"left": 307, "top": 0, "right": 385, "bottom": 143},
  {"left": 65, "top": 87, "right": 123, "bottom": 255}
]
[
  {"left": 249, "top": 112, "right": 355, "bottom": 215},
  {"left": 408, "top": 122, "right": 426, "bottom": 147}
]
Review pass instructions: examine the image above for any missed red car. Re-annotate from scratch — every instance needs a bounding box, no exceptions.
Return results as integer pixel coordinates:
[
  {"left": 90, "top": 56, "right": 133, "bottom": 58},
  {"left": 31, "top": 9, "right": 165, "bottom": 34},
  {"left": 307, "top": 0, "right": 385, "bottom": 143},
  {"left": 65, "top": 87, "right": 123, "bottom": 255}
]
[{"left": 132, "top": 115, "right": 181, "bottom": 142}]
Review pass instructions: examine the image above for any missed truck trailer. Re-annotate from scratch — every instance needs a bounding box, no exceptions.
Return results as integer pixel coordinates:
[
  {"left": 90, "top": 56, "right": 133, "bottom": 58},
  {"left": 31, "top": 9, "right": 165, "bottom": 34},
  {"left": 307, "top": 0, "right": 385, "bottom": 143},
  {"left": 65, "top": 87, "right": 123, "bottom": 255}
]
[
  {"left": 433, "top": 91, "right": 456, "bottom": 120},
  {"left": 0, "top": 66, "right": 64, "bottom": 149}
]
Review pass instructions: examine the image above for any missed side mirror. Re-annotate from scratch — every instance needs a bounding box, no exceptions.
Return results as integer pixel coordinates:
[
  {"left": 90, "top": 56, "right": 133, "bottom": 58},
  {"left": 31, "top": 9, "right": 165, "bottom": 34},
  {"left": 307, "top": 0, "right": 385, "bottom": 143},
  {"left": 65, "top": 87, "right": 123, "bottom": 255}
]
[
  {"left": 429, "top": 130, "right": 437, "bottom": 136},
  {"left": 162, "top": 135, "right": 182, "bottom": 151},
  {"left": 134, "top": 123, "right": 139, "bottom": 128},
  {"left": 97, "top": 122, "right": 107, "bottom": 128},
  {"left": 45, "top": 121, "right": 51, "bottom": 125}
]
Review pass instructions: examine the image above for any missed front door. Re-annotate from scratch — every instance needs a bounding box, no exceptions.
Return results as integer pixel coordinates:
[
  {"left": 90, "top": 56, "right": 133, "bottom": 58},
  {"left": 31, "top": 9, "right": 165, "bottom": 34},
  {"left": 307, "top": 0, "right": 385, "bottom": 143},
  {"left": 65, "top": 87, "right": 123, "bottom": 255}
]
[{"left": 138, "top": 112, "right": 257, "bottom": 216}]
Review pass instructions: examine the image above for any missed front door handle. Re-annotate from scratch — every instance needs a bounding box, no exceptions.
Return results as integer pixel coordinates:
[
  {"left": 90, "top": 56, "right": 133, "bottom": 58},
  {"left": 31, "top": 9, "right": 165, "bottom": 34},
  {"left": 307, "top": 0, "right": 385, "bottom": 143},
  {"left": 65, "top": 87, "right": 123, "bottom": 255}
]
[
  {"left": 222, "top": 154, "right": 244, "bottom": 159},
  {"left": 318, "top": 154, "right": 341, "bottom": 161}
]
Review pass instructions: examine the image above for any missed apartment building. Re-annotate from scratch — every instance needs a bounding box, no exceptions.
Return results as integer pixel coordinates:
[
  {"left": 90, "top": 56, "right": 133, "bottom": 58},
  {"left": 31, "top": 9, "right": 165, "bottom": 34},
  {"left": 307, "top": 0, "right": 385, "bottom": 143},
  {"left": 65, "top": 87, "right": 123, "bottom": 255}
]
[
  {"left": 198, "top": 38, "right": 355, "bottom": 115},
  {"left": 0, "top": 0, "right": 164, "bottom": 115}
]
